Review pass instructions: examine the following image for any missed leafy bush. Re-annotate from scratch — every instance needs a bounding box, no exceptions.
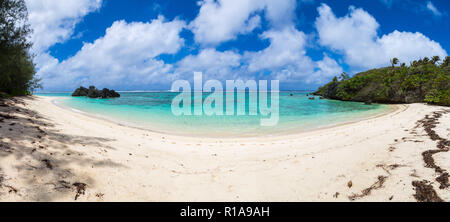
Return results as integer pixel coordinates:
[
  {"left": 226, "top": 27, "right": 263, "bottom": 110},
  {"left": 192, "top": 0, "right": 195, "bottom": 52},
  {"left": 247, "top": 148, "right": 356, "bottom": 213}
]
[{"left": 315, "top": 57, "right": 450, "bottom": 106}]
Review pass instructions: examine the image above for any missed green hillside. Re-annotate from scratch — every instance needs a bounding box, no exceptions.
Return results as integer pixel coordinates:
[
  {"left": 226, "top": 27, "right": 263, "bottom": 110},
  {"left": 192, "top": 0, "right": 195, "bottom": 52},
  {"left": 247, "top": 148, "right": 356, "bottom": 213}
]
[{"left": 314, "top": 57, "right": 450, "bottom": 106}]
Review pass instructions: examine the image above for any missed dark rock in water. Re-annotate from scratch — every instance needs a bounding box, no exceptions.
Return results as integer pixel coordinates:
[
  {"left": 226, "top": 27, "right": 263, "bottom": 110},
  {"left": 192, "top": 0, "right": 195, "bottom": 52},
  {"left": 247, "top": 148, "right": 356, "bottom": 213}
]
[
  {"left": 290, "top": 94, "right": 294, "bottom": 96},
  {"left": 364, "top": 100, "right": 372, "bottom": 105},
  {"left": 319, "top": 97, "right": 325, "bottom": 100},
  {"left": 71, "top": 87, "right": 89, "bottom": 97},
  {"left": 72, "top": 86, "right": 120, "bottom": 98},
  {"left": 99, "top": 88, "right": 120, "bottom": 98},
  {"left": 308, "top": 97, "right": 315, "bottom": 100},
  {"left": 88, "top": 86, "right": 100, "bottom": 98}
]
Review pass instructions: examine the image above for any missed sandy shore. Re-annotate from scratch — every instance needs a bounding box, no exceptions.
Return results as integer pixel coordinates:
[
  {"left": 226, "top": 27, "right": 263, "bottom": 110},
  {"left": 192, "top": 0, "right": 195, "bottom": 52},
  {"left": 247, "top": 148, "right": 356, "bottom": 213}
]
[{"left": 0, "top": 96, "right": 449, "bottom": 202}]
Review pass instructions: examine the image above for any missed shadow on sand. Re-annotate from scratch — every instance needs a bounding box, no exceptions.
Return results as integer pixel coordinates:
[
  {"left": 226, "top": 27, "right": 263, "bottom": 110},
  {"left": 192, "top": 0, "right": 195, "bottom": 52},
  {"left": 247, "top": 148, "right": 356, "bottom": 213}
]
[{"left": 0, "top": 96, "right": 124, "bottom": 201}]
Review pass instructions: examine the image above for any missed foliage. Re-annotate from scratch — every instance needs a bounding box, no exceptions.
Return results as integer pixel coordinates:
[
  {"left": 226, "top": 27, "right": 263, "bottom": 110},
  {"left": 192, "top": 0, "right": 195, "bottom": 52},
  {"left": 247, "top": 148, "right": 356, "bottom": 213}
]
[
  {"left": 0, "top": 0, "right": 39, "bottom": 96},
  {"left": 314, "top": 57, "right": 450, "bottom": 106},
  {"left": 391, "top": 57, "right": 399, "bottom": 67}
]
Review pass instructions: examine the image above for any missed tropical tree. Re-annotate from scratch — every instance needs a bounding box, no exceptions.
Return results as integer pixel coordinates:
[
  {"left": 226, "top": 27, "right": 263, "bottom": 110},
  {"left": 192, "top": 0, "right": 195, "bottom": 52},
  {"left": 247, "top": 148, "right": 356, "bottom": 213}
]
[
  {"left": 339, "top": 72, "right": 350, "bottom": 81},
  {"left": 441, "top": 56, "right": 450, "bottom": 68},
  {"left": 0, "top": 0, "right": 38, "bottom": 96},
  {"left": 390, "top": 58, "right": 399, "bottom": 67},
  {"left": 431, "top": 56, "right": 440, "bottom": 65}
]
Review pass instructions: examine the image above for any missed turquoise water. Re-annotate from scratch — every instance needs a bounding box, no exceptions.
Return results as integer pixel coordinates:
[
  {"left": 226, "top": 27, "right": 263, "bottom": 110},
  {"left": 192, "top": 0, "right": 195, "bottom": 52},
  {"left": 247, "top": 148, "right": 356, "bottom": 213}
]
[{"left": 36, "top": 92, "right": 393, "bottom": 137}]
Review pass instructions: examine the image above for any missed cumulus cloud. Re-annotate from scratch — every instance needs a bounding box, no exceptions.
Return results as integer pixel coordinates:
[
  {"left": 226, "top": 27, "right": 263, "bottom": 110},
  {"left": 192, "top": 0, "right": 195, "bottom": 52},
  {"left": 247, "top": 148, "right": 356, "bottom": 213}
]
[
  {"left": 32, "top": 1, "right": 449, "bottom": 91},
  {"left": 315, "top": 4, "right": 447, "bottom": 69},
  {"left": 246, "top": 26, "right": 311, "bottom": 72},
  {"left": 174, "top": 26, "right": 343, "bottom": 85},
  {"left": 173, "top": 23, "right": 343, "bottom": 85},
  {"left": 266, "top": 54, "right": 342, "bottom": 85},
  {"left": 26, "top": 0, "right": 103, "bottom": 53},
  {"left": 175, "top": 48, "right": 242, "bottom": 80},
  {"left": 244, "top": 26, "right": 342, "bottom": 84},
  {"left": 189, "top": 0, "right": 296, "bottom": 45},
  {"left": 38, "top": 17, "right": 186, "bottom": 90},
  {"left": 309, "top": 54, "right": 343, "bottom": 84}
]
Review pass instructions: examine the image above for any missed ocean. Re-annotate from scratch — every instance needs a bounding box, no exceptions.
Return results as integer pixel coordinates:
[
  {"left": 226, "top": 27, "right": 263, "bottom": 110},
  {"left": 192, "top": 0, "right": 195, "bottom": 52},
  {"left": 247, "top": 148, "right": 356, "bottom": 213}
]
[{"left": 36, "top": 92, "right": 393, "bottom": 137}]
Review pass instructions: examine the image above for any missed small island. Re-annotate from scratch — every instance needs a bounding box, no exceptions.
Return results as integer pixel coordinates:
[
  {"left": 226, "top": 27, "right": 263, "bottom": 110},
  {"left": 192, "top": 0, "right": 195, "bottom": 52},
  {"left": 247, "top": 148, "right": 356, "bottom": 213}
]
[
  {"left": 72, "top": 86, "right": 120, "bottom": 98},
  {"left": 314, "top": 56, "right": 450, "bottom": 107}
]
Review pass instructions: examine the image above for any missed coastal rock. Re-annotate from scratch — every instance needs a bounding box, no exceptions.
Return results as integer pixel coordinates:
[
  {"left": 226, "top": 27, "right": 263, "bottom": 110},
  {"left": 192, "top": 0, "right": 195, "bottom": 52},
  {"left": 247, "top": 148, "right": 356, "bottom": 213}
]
[
  {"left": 72, "top": 86, "right": 120, "bottom": 98},
  {"left": 71, "top": 87, "right": 89, "bottom": 97},
  {"left": 100, "top": 88, "right": 120, "bottom": 98},
  {"left": 88, "top": 86, "right": 100, "bottom": 98},
  {"left": 308, "top": 97, "right": 315, "bottom": 100}
]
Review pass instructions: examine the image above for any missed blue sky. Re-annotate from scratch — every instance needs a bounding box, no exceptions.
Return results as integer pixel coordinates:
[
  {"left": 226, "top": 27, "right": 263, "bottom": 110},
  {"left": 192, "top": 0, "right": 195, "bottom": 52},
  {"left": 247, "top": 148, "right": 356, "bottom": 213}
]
[{"left": 26, "top": 0, "right": 449, "bottom": 91}]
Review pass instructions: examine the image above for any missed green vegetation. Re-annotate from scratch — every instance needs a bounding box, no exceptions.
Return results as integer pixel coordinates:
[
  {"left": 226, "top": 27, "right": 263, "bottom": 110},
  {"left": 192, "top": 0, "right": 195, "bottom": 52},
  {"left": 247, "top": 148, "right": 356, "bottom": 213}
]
[
  {"left": 0, "top": 0, "right": 40, "bottom": 97},
  {"left": 315, "top": 56, "right": 450, "bottom": 106}
]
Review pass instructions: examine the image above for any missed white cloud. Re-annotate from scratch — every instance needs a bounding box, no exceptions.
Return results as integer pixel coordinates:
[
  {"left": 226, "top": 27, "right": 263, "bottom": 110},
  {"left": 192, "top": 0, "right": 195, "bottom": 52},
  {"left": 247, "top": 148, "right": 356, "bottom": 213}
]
[
  {"left": 263, "top": 0, "right": 297, "bottom": 27},
  {"left": 175, "top": 48, "right": 242, "bottom": 80},
  {"left": 309, "top": 54, "right": 343, "bottom": 84},
  {"left": 246, "top": 26, "right": 310, "bottom": 72},
  {"left": 173, "top": 25, "right": 343, "bottom": 85},
  {"left": 266, "top": 54, "right": 343, "bottom": 85},
  {"left": 315, "top": 4, "right": 447, "bottom": 69},
  {"left": 26, "top": 0, "right": 103, "bottom": 53},
  {"left": 189, "top": 0, "right": 296, "bottom": 45},
  {"left": 377, "top": 30, "right": 447, "bottom": 63},
  {"left": 174, "top": 26, "right": 343, "bottom": 84},
  {"left": 37, "top": 17, "right": 186, "bottom": 90},
  {"left": 244, "top": 26, "right": 342, "bottom": 84},
  {"left": 426, "top": 1, "right": 442, "bottom": 17}
]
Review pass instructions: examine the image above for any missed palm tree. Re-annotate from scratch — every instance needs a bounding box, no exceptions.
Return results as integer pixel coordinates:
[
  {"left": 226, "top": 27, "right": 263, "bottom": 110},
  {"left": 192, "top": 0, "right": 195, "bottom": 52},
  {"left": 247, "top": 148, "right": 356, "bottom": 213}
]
[
  {"left": 441, "top": 56, "right": 450, "bottom": 68},
  {"left": 391, "top": 58, "right": 399, "bottom": 67},
  {"left": 431, "top": 56, "right": 440, "bottom": 65},
  {"left": 339, "top": 72, "right": 350, "bottom": 81}
]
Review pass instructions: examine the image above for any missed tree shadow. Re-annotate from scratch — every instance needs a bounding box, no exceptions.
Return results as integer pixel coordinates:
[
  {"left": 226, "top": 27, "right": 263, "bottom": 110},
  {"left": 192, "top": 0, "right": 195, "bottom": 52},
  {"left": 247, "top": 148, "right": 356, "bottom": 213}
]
[{"left": 0, "top": 97, "right": 125, "bottom": 201}]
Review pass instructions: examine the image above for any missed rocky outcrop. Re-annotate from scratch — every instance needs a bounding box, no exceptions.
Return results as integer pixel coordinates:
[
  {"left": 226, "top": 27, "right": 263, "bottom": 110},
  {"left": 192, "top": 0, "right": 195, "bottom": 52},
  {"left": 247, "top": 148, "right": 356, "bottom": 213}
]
[
  {"left": 72, "top": 86, "right": 120, "bottom": 98},
  {"left": 72, "top": 87, "right": 89, "bottom": 97}
]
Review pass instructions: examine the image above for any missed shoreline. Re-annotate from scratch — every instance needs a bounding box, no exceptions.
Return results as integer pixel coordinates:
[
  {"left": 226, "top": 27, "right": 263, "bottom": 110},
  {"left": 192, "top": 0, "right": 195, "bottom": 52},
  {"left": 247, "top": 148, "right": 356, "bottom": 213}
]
[
  {"left": 0, "top": 96, "right": 449, "bottom": 201},
  {"left": 48, "top": 95, "right": 400, "bottom": 140}
]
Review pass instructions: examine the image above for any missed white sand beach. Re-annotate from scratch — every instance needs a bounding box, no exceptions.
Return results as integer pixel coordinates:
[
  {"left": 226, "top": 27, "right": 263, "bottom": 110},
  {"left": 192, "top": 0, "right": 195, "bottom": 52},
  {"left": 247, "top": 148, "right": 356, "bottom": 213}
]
[{"left": 0, "top": 96, "right": 449, "bottom": 202}]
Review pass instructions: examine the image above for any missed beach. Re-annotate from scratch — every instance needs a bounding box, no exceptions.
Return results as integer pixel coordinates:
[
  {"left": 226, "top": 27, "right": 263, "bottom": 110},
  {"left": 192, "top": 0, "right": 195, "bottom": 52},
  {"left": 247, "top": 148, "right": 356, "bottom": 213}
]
[{"left": 0, "top": 96, "right": 449, "bottom": 202}]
